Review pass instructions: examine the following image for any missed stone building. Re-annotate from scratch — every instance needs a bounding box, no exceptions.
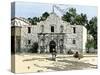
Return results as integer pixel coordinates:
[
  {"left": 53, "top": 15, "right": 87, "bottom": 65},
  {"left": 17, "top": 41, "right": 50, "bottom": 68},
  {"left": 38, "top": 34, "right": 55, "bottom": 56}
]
[{"left": 11, "top": 12, "right": 87, "bottom": 54}]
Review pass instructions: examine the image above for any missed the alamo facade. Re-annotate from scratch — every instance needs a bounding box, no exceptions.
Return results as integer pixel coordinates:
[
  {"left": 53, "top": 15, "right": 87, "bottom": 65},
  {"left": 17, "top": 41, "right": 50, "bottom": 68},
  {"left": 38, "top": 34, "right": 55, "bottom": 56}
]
[{"left": 11, "top": 12, "right": 87, "bottom": 54}]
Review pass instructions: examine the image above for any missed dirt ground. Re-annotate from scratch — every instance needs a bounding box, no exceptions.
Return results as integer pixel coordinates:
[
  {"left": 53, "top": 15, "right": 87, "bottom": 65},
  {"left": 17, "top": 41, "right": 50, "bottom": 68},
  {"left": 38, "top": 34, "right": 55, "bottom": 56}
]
[{"left": 12, "top": 53, "right": 98, "bottom": 73}]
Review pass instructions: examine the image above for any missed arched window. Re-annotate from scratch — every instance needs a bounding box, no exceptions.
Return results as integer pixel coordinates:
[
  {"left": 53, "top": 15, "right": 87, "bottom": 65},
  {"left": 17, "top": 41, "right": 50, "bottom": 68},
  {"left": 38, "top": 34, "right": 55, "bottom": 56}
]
[
  {"left": 60, "top": 25, "right": 63, "bottom": 33},
  {"left": 41, "top": 25, "right": 44, "bottom": 33}
]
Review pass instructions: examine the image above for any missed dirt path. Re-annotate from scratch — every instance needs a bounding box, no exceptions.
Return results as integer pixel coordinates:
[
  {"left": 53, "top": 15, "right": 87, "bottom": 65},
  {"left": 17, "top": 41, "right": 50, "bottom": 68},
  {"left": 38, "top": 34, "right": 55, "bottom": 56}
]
[{"left": 12, "top": 54, "right": 97, "bottom": 73}]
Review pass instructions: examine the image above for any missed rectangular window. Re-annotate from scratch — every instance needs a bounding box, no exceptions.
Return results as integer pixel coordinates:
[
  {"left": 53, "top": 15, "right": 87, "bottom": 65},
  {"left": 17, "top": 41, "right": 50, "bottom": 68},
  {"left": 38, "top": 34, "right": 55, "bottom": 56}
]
[
  {"left": 60, "top": 25, "right": 63, "bottom": 33},
  {"left": 28, "top": 27, "right": 31, "bottom": 33},
  {"left": 28, "top": 40, "right": 31, "bottom": 44},
  {"left": 73, "top": 40, "right": 76, "bottom": 44},
  {"left": 73, "top": 27, "right": 76, "bottom": 33},
  {"left": 51, "top": 26, "right": 54, "bottom": 32}
]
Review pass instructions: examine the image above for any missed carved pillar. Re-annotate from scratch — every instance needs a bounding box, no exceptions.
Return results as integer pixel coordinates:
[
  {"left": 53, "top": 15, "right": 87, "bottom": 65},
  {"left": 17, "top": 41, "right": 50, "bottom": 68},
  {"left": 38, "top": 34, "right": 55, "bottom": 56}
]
[
  {"left": 43, "top": 34, "right": 46, "bottom": 53},
  {"left": 38, "top": 34, "right": 40, "bottom": 53}
]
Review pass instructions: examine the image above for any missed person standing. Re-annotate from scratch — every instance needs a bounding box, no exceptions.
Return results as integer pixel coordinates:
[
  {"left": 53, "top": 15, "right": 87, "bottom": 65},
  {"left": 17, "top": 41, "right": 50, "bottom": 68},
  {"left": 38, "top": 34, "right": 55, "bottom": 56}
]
[{"left": 52, "top": 48, "right": 57, "bottom": 61}]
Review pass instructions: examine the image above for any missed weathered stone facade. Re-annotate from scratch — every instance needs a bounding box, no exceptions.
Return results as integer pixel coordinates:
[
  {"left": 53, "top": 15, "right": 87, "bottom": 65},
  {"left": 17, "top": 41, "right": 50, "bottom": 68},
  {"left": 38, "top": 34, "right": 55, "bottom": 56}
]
[{"left": 11, "top": 12, "right": 87, "bottom": 54}]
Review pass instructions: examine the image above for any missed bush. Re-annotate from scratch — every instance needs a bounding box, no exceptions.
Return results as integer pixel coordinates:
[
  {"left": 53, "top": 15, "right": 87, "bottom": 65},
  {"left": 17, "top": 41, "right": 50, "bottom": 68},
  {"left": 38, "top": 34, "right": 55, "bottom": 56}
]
[
  {"left": 67, "top": 49, "right": 74, "bottom": 54},
  {"left": 73, "top": 51, "right": 83, "bottom": 59},
  {"left": 28, "top": 42, "right": 39, "bottom": 53},
  {"left": 86, "top": 39, "right": 95, "bottom": 53}
]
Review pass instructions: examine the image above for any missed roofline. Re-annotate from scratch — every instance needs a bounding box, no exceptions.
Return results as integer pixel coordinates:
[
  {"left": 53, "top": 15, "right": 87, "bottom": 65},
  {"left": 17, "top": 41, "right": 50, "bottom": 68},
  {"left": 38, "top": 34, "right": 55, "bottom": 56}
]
[{"left": 11, "top": 17, "right": 31, "bottom": 25}]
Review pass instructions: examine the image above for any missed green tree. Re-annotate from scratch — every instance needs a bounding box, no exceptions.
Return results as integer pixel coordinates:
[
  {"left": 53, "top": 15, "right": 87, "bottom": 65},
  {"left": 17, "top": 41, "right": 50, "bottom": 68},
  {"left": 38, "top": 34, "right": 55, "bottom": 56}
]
[
  {"left": 75, "top": 14, "right": 82, "bottom": 25},
  {"left": 62, "top": 8, "right": 88, "bottom": 26},
  {"left": 40, "top": 12, "right": 49, "bottom": 21},
  {"left": 86, "top": 39, "right": 94, "bottom": 53},
  {"left": 29, "top": 42, "right": 39, "bottom": 53},
  {"left": 88, "top": 17, "right": 97, "bottom": 49},
  {"left": 62, "top": 8, "right": 77, "bottom": 24},
  {"left": 28, "top": 17, "right": 37, "bottom": 25},
  {"left": 80, "top": 13, "right": 88, "bottom": 25},
  {"left": 75, "top": 13, "right": 88, "bottom": 25},
  {"left": 27, "top": 18, "right": 32, "bottom": 23},
  {"left": 32, "top": 17, "right": 40, "bottom": 25},
  {"left": 27, "top": 12, "right": 49, "bottom": 25}
]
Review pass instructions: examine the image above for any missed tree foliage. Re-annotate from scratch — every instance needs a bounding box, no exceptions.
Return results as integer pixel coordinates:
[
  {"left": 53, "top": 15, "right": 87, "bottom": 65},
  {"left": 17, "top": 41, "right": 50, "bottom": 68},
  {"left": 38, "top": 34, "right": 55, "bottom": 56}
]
[
  {"left": 86, "top": 39, "right": 95, "bottom": 53},
  {"left": 28, "top": 42, "right": 39, "bottom": 53},
  {"left": 27, "top": 12, "right": 49, "bottom": 25},
  {"left": 62, "top": 8, "right": 88, "bottom": 25},
  {"left": 62, "top": 8, "right": 77, "bottom": 24},
  {"left": 88, "top": 17, "right": 97, "bottom": 49},
  {"left": 41, "top": 12, "right": 50, "bottom": 21}
]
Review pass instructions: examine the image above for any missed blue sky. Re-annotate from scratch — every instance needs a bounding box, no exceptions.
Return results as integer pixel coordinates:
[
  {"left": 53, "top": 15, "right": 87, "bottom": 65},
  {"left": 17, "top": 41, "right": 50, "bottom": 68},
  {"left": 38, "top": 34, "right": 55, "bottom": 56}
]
[{"left": 12, "top": 2, "right": 98, "bottom": 20}]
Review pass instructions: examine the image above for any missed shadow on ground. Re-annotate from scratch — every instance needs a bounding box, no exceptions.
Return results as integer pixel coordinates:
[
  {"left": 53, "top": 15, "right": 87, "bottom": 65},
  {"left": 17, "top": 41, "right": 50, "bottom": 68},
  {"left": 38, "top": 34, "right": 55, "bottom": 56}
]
[
  {"left": 44, "top": 58, "right": 97, "bottom": 71},
  {"left": 22, "top": 56, "right": 97, "bottom": 71}
]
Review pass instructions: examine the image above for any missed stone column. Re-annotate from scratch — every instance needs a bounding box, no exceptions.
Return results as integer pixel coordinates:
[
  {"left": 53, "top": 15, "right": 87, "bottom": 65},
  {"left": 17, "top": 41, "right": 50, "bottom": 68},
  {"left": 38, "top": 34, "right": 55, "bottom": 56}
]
[
  {"left": 63, "top": 44, "right": 66, "bottom": 54},
  {"left": 57, "top": 45, "right": 60, "bottom": 54},
  {"left": 46, "top": 45, "right": 50, "bottom": 53},
  {"left": 38, "top": 46, "right": 40, "bottom": 53},
  {"left": 46, "top": 35, "right": 50, "bottom": 53},
  {"left": 38, "top": 35, "right": 40, "bottom": 53}
]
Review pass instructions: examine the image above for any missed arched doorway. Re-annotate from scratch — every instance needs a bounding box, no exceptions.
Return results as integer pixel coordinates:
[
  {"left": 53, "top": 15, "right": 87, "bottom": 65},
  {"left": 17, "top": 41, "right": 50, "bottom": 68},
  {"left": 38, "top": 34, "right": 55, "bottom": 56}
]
[{"left": 49, "top": 40, "right": 56, "bottom": 53}]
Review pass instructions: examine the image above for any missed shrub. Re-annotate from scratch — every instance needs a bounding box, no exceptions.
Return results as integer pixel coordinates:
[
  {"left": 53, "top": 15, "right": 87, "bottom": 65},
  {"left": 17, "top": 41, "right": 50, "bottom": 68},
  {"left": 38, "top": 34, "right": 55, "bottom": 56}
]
[
  {"left": 67, "top": 49, "right": 74, "bottom": 54},
  {"left": 29, "top": 42, "right": 39, "bottom": 53},
  {"left": 73, "top": 51, "right": 83, "bottom": 59},
  {"left": 86, "top": 39, "right": 95, "bottom": 53}
]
